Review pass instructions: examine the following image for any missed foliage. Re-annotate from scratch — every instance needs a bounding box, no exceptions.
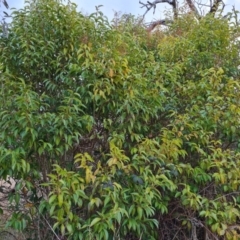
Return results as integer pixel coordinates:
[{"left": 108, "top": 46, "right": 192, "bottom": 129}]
[{"left": 0, "top": 0, "right": 240, "bottom": 239}]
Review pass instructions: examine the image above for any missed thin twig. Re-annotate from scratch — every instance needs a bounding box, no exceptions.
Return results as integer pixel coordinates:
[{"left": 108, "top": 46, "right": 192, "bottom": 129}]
[
  {"left": 214, "top": 191, "right": 240, "bottom": 201},
  {"left": 0, "top": 230, "right": 17, "bottom": 240},
  {"left": 40, "top": 214, "right": 61, "bottom": 240}
]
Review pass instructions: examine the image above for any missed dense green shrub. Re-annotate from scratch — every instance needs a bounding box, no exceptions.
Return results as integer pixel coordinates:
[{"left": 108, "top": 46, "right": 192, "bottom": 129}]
[{"left": 0, "top": 0, "right": 240, "bottom": 239}]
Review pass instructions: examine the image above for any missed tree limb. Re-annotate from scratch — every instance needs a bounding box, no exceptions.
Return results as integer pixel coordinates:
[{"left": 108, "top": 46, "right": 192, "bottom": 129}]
[
  {"left": 139, "top": 0, "right": 225, "bottom": 32},
  {"left": 140, "top": 0, "right": 177, "bottom": 32},
  {"left": 209, "top": 0, "right": 223, "bottom": 14},
  {"left": 185, "top": 0, "right": 200, "bottom": 18},
  {"left": 139, "top": 0, "right": 177, "bottom": 19},
  {"left": 146, "top": 19, "right": 172, "bottom": 31}
]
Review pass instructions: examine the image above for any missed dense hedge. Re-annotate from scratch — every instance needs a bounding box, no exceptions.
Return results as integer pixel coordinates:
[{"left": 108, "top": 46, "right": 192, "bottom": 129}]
[{"left": 0, "top": 0, "right": 240, "bottom": 239}]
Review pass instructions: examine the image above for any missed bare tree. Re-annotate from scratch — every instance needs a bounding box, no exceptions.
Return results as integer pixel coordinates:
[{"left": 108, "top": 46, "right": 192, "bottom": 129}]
[{"left": 140, "top": 0, "right": 225, "bottom": 31}]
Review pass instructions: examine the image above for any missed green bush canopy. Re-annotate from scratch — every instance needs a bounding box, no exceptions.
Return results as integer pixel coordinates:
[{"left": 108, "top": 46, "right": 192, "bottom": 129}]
[{"left": 0, "top": 0, "right": 240, "bottom": 239}]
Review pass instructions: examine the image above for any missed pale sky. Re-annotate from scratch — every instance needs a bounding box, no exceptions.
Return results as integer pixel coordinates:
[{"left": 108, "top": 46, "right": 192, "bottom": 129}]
[{"left": 2, "top": 0, "right": 239, "bottom": 23}]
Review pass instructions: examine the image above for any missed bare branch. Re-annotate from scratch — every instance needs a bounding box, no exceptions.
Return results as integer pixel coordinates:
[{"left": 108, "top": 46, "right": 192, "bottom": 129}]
[
  {"left": 139, "top": 0, "right": 177, "bottom": 19},
  {"left": 185, "top": 0, "right": 200, "bottom": 17},
  {"left": 140, "top": 0, "right": 179, "bottom": 31},
  {"left": 40, "top": 214, "right": 62, "bottom": 240},
  {"left": 198, "top": 3, "right": 211, "bottom": 7},
  {"left": 146, "top": 19, "right": 171, "bottom": 31},
  {"left": 140, "top": 0, "right": 225, "bottom": 21},
  {"left": 210, "top": 0, "right": 213, "bottom": 8}
]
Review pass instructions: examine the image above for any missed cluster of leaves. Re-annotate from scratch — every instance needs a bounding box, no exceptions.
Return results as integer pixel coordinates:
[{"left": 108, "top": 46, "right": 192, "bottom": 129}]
[{"left": 0, "top": 0, "right": 240, "bottom": 239}]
